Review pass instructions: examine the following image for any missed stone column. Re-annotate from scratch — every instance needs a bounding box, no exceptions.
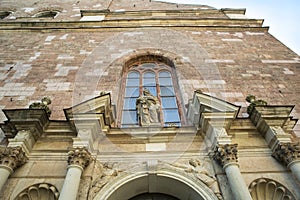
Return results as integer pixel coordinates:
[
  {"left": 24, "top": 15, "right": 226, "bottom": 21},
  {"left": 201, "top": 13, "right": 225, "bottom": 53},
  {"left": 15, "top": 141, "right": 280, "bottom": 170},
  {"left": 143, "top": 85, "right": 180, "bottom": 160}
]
[
  {"left": 59, "top": 147, "right": 92, "bottom": 200},
  {"left": 213, "top": 144, "right": 252, "bottom": 200},
  {"left": 0, "top": 146, "right": 27, "bottom": 191},
  {"left": 272, "top": 142, "right": 300, "bottom": 182}
]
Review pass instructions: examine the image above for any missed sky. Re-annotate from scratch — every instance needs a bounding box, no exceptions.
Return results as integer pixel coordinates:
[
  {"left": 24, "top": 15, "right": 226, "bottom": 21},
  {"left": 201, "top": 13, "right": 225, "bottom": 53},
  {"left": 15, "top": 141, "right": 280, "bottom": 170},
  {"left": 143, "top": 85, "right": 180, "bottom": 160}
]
[{"left": 158, "top": 0, "right": 300, "bottom": 55}]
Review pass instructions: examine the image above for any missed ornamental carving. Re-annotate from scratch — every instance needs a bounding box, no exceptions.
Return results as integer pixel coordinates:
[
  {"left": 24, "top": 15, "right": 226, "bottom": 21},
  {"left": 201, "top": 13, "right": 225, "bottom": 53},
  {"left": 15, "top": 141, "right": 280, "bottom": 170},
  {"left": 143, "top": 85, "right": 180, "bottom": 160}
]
[
  {"left": 213, "top": 144, "right": 238, "bottom": 167},
  {"left": 29, "top": 96, "right": 52, "bottom": 117},
  {"left": 165, "top": 159, "right": 222, "bottom": 199},
  {"left": 272, "top": 142, "right": 300, "bottom": 166},
  {"left": 15, "top": 183, "right": 59, "bottom": 200},
  {"left": 0, "top": 146, "right": 28, "bottom": 170},
  {"left": 67, "top": 147, "right": 92, "bottom": 169},
  {"left": 89, "top": 162, "right": 120, "bottom": 199},
  {"left": 249, "top": 178, "right": 296, "bottom": 200}
]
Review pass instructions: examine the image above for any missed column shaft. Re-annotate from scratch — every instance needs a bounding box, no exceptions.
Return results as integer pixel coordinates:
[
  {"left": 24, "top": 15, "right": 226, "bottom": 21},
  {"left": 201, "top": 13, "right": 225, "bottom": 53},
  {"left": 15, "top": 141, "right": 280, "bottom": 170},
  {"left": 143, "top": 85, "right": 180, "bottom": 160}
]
[
  {"left": 0, "top": 166, "right": 12, "bottom": 191},
  {"left": 289, "top": 161, "right": 300, "bottom": 183},
  {"left": 224, "top": 164, "right": 252, "bottom": 200},
  {"left": 58, "top": 165, "right": 83, "bottom": 200}
]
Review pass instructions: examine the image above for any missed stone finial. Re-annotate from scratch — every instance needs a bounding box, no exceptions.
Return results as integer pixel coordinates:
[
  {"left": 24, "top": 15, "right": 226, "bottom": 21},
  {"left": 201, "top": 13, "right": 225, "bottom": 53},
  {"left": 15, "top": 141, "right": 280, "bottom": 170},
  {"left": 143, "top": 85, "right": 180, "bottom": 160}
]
[
  {"left": 67, "top": 147, "right": 92, "bottom": 169},
  {"left": 29, "top": 96, "right": 52, "bottom": 117},
  {"left": 0, "top": 146, "right": 28, "bottom": 170},
  {"left": 246, "top": 95, "right": 267, "bottom": 114},
  {"left": 213, "top": 144, "right": 238, "bottom": 167},
  {"left": 272, "top": 142, "right": 300, "bottom": 166}
]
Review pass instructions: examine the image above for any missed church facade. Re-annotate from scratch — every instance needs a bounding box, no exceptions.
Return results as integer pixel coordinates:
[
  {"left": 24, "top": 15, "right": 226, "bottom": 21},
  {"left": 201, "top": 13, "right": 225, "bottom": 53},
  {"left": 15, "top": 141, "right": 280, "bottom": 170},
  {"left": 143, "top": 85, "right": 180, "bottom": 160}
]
[{"left": 0, "top": 0, "right": 300, "bottom": 199}]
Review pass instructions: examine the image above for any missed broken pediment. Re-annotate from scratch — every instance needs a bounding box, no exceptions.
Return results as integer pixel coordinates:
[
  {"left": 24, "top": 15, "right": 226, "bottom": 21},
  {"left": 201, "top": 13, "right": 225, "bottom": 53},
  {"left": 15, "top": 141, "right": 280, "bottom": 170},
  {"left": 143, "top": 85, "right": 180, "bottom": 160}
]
[
  {"left": 64, "top": 93, "right": 115, "bottom": 128},
  {"left": 187, "top": 91, "right": 240, "bottom": 129}
]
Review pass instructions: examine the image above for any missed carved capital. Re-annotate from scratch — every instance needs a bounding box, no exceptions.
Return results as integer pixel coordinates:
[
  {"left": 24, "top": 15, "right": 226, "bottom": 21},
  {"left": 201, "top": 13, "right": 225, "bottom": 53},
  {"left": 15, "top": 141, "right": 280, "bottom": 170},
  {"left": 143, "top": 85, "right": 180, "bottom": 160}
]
[
  {"left": 67, "top": 147, "right": 92, "bottom": 170},
  {"left": 0, "top": 146, "right": 28, "bottom": 170},
  {"left": 213, "top": 144, "right": 238, "bottom": 167},
  {"left": 272, "top": 142, "right": 300, "bottom": 166}
]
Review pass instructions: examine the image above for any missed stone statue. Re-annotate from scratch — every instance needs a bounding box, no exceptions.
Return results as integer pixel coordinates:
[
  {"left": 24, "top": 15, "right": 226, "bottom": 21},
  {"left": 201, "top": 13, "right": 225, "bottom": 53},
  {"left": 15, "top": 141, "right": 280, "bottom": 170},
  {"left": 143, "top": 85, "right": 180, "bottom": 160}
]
[
  {"left": 29, "top": 96, "right": 52, "bottom": 117},
  {"left": 136, "top": 88, "right": 160, "bottom": 126},
  {"left": 246, "top": 95, "right": 267, "bottom": 114}
]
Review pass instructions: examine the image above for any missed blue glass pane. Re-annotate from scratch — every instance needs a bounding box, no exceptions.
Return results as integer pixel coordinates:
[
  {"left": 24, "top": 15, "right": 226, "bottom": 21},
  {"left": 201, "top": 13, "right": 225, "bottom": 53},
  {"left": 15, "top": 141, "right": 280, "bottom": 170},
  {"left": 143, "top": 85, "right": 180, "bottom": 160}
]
[
  {"left": 143, "top": 72, "right": 155, "bottom": 78},
  {"left": 161, "top": 97, "right": 177, "bottom": 108},
  {"left": 126, "top": 78, "right": 139, "bottom": 86},
  {"left": 159, "top": 77, "right": 173, "bottom": 85},
  {"left": 159, "top": 71, "right": 171, "bottom": 78},
  {"left": 125, "top": 87, "right": 140, "bottom": 97},
  {"left": 123, "top": 98, "right": 137, "bottom": 109},
  {"left": 160, "top": 86, "right": 175, "bottom": 96},
  {"left": 128, "top": 71, "right": 140, "bottom": 78},
  {"left": 141, "top": 63, "right": 156, "bottom": 68},
  {"left": 143, "top": 78, "right": 156, "bottom": 86},
  {"left": 162, "top": 109, "right": 180, "bottom": 122},
  {"left": 122, "top": 111, "right": 138, "bottom": 124}
]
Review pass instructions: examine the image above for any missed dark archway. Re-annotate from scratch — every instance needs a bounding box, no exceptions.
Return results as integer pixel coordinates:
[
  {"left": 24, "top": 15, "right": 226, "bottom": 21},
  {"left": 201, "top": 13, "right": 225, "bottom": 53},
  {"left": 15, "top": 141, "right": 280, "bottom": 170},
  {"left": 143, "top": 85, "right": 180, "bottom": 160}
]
[{"left": 129, "top": 193, "right": 180, "bottom": 200}]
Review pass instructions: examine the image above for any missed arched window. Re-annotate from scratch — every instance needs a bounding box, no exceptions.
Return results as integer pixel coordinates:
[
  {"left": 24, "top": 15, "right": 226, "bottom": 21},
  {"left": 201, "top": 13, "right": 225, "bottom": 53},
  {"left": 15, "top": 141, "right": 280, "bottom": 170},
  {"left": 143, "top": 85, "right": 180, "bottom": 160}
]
[
  {"left": 33, "top": 11, "right": 59, "bottom": 18},
  {"left": 120, "top": 58, "right": 183, "bottom": 127},
  {"left": 0, "top": 11, "right": 12, "bottom": 19}
]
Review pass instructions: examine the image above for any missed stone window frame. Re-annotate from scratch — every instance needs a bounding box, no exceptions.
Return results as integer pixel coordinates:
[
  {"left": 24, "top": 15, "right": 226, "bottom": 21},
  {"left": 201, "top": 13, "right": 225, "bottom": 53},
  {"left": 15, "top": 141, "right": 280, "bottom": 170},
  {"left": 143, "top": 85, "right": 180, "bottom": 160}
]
[{"left": 118, "top": 55, "right": 185, "bottom": 128}]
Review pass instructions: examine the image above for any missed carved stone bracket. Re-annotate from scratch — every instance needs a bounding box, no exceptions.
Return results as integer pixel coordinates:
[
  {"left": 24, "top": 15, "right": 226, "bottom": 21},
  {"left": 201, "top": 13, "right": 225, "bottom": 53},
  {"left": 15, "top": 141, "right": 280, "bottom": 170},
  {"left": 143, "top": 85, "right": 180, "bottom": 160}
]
[
  {"left": 212, "top": 144, "right": 238, "bottom": 167},
  {"left": 272, "top": 142, "right": 300, "bottom": 166},
  {"left": 67, "top": 147, "right": 92, "bottom": 170},
  {"left": 0, "top": 146, "right": 28, "bottom": 170}
]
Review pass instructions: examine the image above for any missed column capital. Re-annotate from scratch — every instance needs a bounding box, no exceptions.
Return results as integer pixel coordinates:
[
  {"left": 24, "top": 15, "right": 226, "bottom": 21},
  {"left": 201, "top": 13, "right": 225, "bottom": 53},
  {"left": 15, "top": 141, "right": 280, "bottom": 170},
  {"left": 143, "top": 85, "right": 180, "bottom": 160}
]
[
  {"left": 213, "top": 143, "right": 238, "bottom": 168},
  {"left": 67, "top": 147, "right": 92, "bottom": 170},
  {"left": 0, "top": 146, "right": 28, "bottom": 171},
  {"left": 272, "top": 142, "right": 300, "bottom": 167}
]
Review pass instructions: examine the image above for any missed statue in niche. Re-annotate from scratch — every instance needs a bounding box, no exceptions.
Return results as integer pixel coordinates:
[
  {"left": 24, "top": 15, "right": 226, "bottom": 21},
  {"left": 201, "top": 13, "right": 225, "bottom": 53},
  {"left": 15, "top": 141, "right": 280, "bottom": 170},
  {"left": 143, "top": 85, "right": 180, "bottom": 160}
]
[
  {"left": 166, "top": 159, "right": 222, "bottom": 199},
  {"left": 136, "top": 88, "right": 160, "bottom": 126}
]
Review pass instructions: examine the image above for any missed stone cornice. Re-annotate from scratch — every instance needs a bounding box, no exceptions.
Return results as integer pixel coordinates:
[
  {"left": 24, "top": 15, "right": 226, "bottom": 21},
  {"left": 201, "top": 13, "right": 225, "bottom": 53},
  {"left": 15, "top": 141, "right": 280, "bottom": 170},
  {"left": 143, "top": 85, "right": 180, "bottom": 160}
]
[{"left": 0, "top": 18, "right": 266, "bottom": 31}]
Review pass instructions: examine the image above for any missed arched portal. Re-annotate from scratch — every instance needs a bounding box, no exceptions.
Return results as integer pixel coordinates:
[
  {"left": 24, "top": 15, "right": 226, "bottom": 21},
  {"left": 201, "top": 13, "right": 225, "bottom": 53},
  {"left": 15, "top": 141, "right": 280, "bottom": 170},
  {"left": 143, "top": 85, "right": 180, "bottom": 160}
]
[{"left": 93, "top": 170, "right": 219, "bottom": 200}]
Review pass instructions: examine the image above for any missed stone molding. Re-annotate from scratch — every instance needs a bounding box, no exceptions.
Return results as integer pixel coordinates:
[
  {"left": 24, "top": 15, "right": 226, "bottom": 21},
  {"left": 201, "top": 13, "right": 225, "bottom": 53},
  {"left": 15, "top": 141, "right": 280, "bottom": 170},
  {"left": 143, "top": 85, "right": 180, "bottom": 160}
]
[
  {"left": 67, "top": 147, "right": 92, "bottom": 170},
  {"left": 213, "top": 144, "right": 238, "bottom": 168},
  {"left": 0, "top": 146, "right": 27, "bottom": 171},
  {"left": 272, "top": 142, "right": 300, "bottom": 167}
]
